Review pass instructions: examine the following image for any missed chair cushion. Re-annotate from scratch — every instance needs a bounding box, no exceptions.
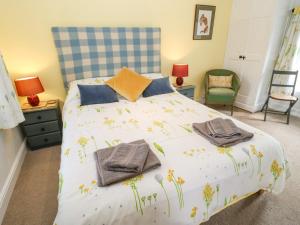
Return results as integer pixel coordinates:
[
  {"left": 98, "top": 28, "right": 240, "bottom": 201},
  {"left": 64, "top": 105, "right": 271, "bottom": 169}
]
[
  {"left": 106, "top": 67, "right": 152, "bottom": 102},
  {"left": 208, "top": 88, "right": 235, "bottom": 96},
  {"left": 208, "top": 75, "right": 233, "bottom": 88}
]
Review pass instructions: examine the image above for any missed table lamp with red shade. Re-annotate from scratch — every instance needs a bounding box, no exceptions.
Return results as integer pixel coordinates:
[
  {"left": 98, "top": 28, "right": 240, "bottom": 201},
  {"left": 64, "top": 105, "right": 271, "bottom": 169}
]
[
  {"left": 14, "top": 76, "right": 44, "bottom": 106},
  {"left": 172, "top": 64, "right": 189, "bottom": 86}
]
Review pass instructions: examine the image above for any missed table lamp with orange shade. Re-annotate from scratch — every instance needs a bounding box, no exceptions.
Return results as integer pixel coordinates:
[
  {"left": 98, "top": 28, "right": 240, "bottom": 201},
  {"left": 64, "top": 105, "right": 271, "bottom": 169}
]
[{"left": 14, "top": 76, "right": 44, "bottom": 107}]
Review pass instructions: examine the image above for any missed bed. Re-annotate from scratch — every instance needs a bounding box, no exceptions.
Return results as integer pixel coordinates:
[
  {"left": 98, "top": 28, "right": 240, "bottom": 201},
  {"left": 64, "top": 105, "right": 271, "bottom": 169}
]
[{"left": 52, "top": 27, "right": 289, "bottom": 225}]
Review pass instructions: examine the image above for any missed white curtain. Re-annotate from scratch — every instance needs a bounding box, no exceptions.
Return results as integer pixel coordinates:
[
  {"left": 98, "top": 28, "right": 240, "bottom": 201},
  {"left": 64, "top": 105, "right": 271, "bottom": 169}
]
[
  {"left": 0, "top": 53, "right": 24, "bottom": 129},
  {"left": 274, "top": 11, "right": 300, "bottom": 94}
]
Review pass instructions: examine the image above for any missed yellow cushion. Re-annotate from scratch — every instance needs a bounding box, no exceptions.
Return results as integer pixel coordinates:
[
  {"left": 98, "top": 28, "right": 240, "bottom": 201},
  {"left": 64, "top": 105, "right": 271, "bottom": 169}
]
[
  {"left": 208, "top": 75, "right": 233, "bottom": 88},
  {"left": 106, "top": 68, "right": 152, "bottom": 101}
]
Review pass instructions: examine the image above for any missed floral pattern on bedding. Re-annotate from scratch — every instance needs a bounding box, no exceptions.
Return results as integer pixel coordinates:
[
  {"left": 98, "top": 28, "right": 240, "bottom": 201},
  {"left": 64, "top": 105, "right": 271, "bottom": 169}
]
[{"left": 54, "top": 77, "right": 289, "bottom": 225}]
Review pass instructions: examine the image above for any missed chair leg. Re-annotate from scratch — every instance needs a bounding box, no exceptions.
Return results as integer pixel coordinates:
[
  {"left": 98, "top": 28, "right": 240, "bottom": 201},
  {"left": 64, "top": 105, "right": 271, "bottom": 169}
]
[
  {"left": 286, "top": 102, "right": 293, "bottom": 125},
  {"left": 264, "top": 98, "right": 269, "bottom": 122},
  {"left": 261, "top": 100, "right": 267, "bottom": 112},
  {"left": 231, "top": 105, "right": 233, "bottom": 116}
]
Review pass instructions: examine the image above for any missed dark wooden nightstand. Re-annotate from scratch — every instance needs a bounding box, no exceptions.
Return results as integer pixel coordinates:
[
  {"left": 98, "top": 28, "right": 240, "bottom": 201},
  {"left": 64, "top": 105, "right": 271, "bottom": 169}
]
[
  {"left": 175, "top": 85, "right": 195, "bottom": 100},
  {"left": 21, "top": 100, "right": 62, "bottom": 150}
]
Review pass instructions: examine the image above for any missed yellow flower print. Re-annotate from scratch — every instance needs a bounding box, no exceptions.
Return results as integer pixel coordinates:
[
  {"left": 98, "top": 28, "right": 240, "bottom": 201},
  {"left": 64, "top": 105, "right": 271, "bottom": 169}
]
[
  {"left": 84, "top": 188, "right": 89, "bottom": 193},
  {"left": 167, "top": 169, "right": 174, "bottom": 182},
  {"left": 190, "top": 207, "right": 197, "bottom": 218},
  {"left": 64, "top": 148, "right": 70, "bottom": 156},
  {"left": 128, "top": 118, "right": 139, "bottom": 127},
  {"left": 250, "top": 145, "right": 264, "bottom": 175},
  {"left": 271, "top": 160, "right": 283, "bottom": 181},
  {"left": 217, "top": 147, "right": 232, "bottom": 154},
  {"left": 153, "top": 120, "right": 164, "bottom": 128},
  {"left": 166, "top": 169, "right": 184, "bottom": 209},
  {"left": 176, "top": 177, "right": 185, "bottom": 185},
  {"left": 147, "top": 127, "right": 153, "bottom": 132},
  {"left": 203, "top": 184, "right": 215, "bottom": 218},
  {"left": 79, "top": 184, "right": 84, "bottom": 189},
  {"left": 103, "top": 117, "right": 115, "bottom": 126},
  {"left": 203, "top": 184, "right": 215, "bottom": 206},
  {"left": 78, "top": 137, "right": 88, "bottom": 147},
  {"left": 91, "top": 180, "right": 97, "bottom": 185}
]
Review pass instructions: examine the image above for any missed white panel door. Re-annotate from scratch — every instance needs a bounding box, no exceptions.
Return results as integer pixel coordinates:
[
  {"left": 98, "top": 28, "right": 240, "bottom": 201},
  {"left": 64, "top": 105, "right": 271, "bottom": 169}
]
[{"left": 224, "top": 0, "right": 274, "bottom": 111}]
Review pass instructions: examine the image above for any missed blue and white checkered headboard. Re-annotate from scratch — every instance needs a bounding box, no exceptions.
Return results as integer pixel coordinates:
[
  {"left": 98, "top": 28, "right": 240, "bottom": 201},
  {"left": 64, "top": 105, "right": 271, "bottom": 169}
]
[{"left": 52, "top": 27, "right": 161, "bottom": 87}]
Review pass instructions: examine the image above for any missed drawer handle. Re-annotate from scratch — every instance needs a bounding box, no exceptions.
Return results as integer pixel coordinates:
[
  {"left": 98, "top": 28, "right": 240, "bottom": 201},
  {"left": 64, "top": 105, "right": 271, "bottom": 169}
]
[
  {"left": 41, "top": 128, "right": 45, "bottom": 132},
  {"left": 44, "top": 138, "right": 49, "bottom": 142},
  {"left": 37, "top": 116, "right": 42, "bottom": 120}
]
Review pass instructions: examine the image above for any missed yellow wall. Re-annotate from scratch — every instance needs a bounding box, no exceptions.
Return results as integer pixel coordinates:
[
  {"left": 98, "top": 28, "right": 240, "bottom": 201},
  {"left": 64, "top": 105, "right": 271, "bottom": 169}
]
[{"left": 0, "top": 0, "right": 232, "bottom": 102}]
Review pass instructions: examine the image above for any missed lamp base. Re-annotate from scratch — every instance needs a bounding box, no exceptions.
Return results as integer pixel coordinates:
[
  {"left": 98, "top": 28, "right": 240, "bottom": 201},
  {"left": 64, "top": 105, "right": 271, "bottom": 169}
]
[
  {"left": 176, "top": 77, "right": 184, "bottom": 86},
  {"left": 27, "top": 94, "right": 40, "bottom": 106}
]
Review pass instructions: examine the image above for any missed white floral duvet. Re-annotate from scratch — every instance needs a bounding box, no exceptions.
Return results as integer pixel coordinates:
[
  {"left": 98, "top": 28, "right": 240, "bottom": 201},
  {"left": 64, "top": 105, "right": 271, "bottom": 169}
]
[{"left": 54, "top": 77, "right": 289, "bottom": 225}]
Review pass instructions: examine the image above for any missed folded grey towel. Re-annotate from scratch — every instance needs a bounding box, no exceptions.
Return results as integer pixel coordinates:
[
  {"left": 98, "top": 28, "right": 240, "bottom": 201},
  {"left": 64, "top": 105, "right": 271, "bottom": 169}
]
[
  {"left": 193, "top": 119, "right": 253, "bottom": 147},
  {"left": 103, "top": 142, "right": 150, "bottom": 173},
  {"left": 206, "top": 118, "right": 241, "bottom": 138},
  {"left": 95, "top": 140, "right": 161, "bottom": 186}
]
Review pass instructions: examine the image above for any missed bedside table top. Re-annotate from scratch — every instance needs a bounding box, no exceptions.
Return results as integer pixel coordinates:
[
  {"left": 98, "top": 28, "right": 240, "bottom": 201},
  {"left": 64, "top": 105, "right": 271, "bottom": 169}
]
[
  {"left": 22, "top": 100, "right": 59, "bottom": 113},
  {"left": 174, "top": 84, "right": 195, "bottom": 90}
]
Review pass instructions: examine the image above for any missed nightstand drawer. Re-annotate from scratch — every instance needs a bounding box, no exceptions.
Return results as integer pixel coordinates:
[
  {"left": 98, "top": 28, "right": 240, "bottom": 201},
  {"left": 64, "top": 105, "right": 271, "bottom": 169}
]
[
  {"left": 27, "top": 131, "right": 62, "bottom": 149},
  {"left": 23, "top": 109, "right": 57, "bottom": 125},
  {"left": 179, "top": 89, "right": 194, "bottom": 98},
  {"left": 23, "top": 120, "right": 60, "bottom": 136}
]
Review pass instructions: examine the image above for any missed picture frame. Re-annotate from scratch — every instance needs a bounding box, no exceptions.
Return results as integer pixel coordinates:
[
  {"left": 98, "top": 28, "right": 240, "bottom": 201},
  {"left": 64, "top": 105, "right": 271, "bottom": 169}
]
[{"left": 193, "top": 5, "right": 216, "bottom": 40}]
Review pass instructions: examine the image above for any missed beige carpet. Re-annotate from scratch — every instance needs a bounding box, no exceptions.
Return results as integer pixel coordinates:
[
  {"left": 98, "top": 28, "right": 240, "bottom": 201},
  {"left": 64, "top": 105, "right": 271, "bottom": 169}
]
[{"left": 2, "top": 109, "right": 300, "bottom": 225}]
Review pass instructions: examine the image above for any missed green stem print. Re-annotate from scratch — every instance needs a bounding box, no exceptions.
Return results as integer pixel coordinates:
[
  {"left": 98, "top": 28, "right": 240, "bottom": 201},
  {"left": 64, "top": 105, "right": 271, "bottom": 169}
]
[
  {"left": 203, "top": 184, "right": 215, "bottom": 219},
  {"left": 153, "top": 142, "right": 165, "bottom": 156},
  {"left": 123, "top": 175, "right": 144, "bottom": 215},
  {"left": 58, "top": 173, "right": 64, "bottom": 194},
  {"left": 270, "top": 160, "right": 283, "bottom": 191},
  {"left": 105, "top": 139, "right": 121, "bottom": 147},
  {"left": 216, "top": 184, "right": 220, "bottom": 205},
  {"left": 179, "top": 124, "right": 193, "bottom": 133},
  {"left": 250, "top": 145, "right": 264, "bottom": 175},
  {"left": 242, "top": 147, "right": 254, "bottom": 177},
  {"left": 155, "top": 174, "right": 170, "bottom": 217},
  {"left": 78, "top": 137, "right": 88, "bottom": 163},
  {"left": 167, "top": 169, "right": 185, "bottom": 209},
  {"left": 218, "top": 147, "right": 239, "bottom": 175},
  {"left": 91, "top": 136, "right": 98, "bottom": 149}
]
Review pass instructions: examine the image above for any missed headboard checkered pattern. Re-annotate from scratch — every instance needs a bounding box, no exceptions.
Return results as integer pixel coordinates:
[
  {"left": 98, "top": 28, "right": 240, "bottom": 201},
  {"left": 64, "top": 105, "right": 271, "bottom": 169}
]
[{"left": 52, "top": 27, "right": 161, "bottom": 87}]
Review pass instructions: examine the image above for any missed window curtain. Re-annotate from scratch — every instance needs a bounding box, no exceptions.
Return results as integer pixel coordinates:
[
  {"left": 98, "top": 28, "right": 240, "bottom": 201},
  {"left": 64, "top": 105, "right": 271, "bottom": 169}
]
[
  {"left": 274, "top": 9, "right": 300, "bottom": 94},
  {"left": 0, "top": 53, "right": 24, "bottom": 129}
]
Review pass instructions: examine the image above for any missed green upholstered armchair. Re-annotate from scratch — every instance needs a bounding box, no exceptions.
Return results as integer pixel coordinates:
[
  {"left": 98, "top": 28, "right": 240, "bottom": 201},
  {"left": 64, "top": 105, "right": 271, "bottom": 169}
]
[{"left": 204, "top": 69, "right": 240, "bottom": 115}]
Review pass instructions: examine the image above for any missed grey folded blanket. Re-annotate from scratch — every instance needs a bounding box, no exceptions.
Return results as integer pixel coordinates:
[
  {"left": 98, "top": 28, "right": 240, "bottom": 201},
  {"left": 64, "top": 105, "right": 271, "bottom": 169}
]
[
  {"left": 206, "top": 118, "right": 241, "bottom": 138},
  {"left": 103, "top": 142, "right": 150, "bottom": 173},
  {"left": 95, "top": 140, "right": 161, "bottom": 186},
  {"left": 193, "top": 118, "right": 253, "bottom": 147}
]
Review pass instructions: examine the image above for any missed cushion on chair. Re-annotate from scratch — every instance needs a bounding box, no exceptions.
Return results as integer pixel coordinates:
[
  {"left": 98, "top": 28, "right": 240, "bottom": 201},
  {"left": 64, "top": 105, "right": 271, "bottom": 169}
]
[
  {"left": 208, "top": 88, "right": 235, "bottom": 96},
  {"left": 208, "top": 75, "right": 233, "bottom": 88}
]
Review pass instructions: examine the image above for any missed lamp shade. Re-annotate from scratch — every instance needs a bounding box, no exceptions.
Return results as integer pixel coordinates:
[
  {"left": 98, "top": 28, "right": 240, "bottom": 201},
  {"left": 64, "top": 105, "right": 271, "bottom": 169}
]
[
  {"left": 172, "top": 64, "right": 188, "bottom": 77},
  {"left": 14, "top": 76, "right": 44, "bottom": 96}
]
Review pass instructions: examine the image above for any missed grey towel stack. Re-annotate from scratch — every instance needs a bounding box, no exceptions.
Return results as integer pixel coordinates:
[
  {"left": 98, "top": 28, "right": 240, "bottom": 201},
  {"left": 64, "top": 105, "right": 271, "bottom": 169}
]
[
  {"left": 95, "top": 140, "right": 161, "bottom": 186},
  {"left": 193, "top": 118, "right": 253, "bottom": 147}
]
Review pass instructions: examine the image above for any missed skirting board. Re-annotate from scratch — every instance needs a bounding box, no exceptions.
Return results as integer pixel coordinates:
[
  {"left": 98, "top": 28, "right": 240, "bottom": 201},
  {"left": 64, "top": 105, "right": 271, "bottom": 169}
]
[{"left": 0, "top": 139, "right": 27, "bottom": 224}]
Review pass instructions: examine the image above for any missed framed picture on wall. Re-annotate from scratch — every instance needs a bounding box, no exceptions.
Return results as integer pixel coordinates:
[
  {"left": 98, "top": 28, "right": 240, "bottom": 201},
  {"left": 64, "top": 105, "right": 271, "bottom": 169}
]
[{"left": 193, "top": 5, "right": 216, "bottom": 40}]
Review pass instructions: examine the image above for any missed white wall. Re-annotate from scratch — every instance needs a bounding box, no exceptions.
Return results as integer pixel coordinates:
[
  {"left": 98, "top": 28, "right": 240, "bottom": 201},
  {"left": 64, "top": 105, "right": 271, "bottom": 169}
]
[{"left": 0, "top": 127, "right": 26, "bottom": 223}]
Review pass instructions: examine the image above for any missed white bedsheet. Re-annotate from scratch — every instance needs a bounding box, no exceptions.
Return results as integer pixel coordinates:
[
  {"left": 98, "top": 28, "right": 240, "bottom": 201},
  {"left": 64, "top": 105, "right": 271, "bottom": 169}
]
[{"left": 54, "top": 78, "right": 289, "bottom": 225}]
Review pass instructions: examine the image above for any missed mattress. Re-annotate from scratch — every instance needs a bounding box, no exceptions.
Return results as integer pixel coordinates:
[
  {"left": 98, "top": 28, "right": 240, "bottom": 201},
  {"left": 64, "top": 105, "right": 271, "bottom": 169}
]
[{"left": 54, "top": 77, "right": 289, "bottom": 225}]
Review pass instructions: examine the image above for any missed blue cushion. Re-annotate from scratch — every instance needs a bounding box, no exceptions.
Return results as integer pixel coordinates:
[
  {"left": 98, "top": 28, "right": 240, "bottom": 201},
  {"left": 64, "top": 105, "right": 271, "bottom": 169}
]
[
  {"left": 142, "top": 77, "right": 174, "bottom": 97},
  {"left": 78, "top": 84, "right": 118, "bottom": 105}
]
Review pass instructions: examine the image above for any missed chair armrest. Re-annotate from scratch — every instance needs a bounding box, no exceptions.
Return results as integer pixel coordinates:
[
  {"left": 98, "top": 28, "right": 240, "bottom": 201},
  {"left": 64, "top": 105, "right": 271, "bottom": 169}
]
[{"left": 232, "top": 75, "right": 241, "bottom": 96}]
